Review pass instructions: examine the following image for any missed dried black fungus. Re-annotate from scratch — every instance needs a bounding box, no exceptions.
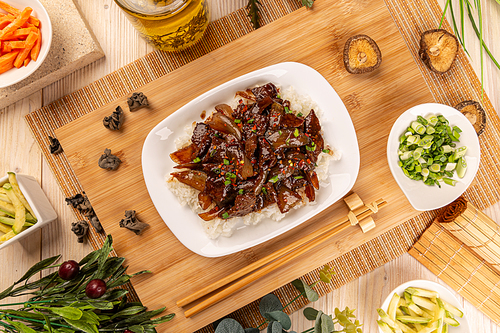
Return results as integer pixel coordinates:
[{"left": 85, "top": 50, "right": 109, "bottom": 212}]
[
  {"left": 127, "top": 92, "right": 149, "bottom": 111},
  {"left": 65, "top": 193, "right": 103, "bottom": 233},
  {"left": 48, "top": 136, "right": 63, "bottom": 154},
  {"left": 119, "top": 210, "right": 149, "bottom": 235},
  {"left": 103, "top": 106, "right": 124, "bottom": 130},
  {"left": 71, "top": 220, "right": 89, "bottom": 243},
  {"left": 98, "top": 148, "right": 121, "bottom": 171}
]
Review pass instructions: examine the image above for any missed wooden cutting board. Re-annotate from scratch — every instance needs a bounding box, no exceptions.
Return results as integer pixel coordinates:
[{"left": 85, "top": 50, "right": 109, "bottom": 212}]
[{"left": 56, "top": 0, "right": 434, "bottom": 331}]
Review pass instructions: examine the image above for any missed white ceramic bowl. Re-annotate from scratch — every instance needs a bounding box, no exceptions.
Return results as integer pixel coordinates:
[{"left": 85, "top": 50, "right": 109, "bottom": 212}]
[
  {"left": 379, "top": 280, "right": 471, "bottom": 333},
  {"left": 0, "top": 174, "right": 57, "bottom": 250},
  {"left": 387, "top": 103, "right": 480, "bottom": 211},
  {"left": 0, "top": 0, "right": 52, "bottom": 88}
]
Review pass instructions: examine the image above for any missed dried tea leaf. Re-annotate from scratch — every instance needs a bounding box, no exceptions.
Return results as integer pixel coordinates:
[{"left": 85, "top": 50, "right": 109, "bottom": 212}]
[
  {"left": 103, "top": 106, "right": 125, "bottom": 130},
  {"left": 48, "top": 135, "right": 63, "bottom": 154},
  {"left": 71, "top": 220, "right": 89, "bottom": 243},
  {"left": 98, "top": 148, "right": 121, "bottom": 171},
  {"left": 455, "top": 100, "right": 486, "bottom": 135},
  {"left": 119, "top": 210, "right": 149, "bottom": 235},
  {"left": 127, "top": 92, "right": 149, "bottom": 111},
  {"left": 419, "top": 29, "right": 459, "bottom": 73},
  {"left": 343, "top": 34, "right": 382, "bottom": 74}
]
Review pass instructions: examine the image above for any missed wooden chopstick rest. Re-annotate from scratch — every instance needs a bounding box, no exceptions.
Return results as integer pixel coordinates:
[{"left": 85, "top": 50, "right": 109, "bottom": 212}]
[{"left": 177, "top": 193, "right": 387, "bottom": 317}]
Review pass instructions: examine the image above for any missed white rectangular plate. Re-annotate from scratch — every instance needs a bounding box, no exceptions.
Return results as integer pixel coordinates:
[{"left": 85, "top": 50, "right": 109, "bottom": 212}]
[{"left": 141, "top": 62, "right": 360, "bottom": 257}]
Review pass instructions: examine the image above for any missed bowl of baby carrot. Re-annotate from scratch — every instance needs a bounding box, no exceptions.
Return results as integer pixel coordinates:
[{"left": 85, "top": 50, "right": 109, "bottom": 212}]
[{"left": 0, "top": 0, "right": 52, "bottom": 88}]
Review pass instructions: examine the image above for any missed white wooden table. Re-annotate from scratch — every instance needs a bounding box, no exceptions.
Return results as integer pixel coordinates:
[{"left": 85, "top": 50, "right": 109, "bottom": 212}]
[{"left": 0, "top": 1, "right": 498, "bottom": 332}]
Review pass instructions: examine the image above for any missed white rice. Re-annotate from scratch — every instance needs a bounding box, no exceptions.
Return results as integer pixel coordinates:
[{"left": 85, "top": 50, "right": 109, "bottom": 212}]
[{"left": 166, "top": 86, "right": 341, "bottom": 239}]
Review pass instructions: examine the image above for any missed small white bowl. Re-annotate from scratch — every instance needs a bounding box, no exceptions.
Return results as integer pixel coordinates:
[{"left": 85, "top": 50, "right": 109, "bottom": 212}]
[
  {"left": 0, "top": 0, "right": 52, "bottom": 88},
  {"left": 387, "top": 103, "right": 480, "bottom": 211},
  {"left": 0, "top": 174, "right": 57, "bottom": 250},
  {"left": 379, "top": 280, "right": 471, "bottom": 333}
]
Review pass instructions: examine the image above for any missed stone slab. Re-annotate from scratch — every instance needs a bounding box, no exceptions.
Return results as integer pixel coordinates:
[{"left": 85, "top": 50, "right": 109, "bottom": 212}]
[{"left": 0, "top": 0, "right": 104, "bottom": 109}]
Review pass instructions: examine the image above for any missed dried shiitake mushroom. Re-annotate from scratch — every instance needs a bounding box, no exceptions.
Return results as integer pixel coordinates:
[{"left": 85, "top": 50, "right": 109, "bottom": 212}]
[
  {"left": 419, "top": 29, "right": 459, "bottom": 74},
  {"left": 455, "top": 100, "right": 486, "bottom": 135},
  {"left": 343, "top": 34, "right": 382, "bottom": 74}
]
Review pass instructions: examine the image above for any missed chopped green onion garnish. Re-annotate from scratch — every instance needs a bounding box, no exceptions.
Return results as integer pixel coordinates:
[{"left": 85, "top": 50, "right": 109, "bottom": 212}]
[
  {"left": 224, "top": 180, "right": 231, "bottom": 186},
  {"left": 294, "top": 128, "right": 299, "bottom": 137},
  {"left": 234, "top": 119, "right": 241, "bottom": 124},
  {"left": 261, "top": 187, "right": 268, "bottom": 195},
  {"left": 238, "top": 189, "right": 244, "bottom": 195},
  {"left": 294, "top": 176, "right": 304, "bottom": 180},
  {"left": 269, "top": 175, "right": 279, "bottom": 183},
  {"left": 222, "top": 212, "right": 229, "bottom": 219},
  {"left": 223, "top": 159, "right": 229, "bottom": 165},
  {"left": 193, "top": 157, "right": 201, "bottom": 163},
  {"left": 322, "top": 149, "right": 330, "bottom": 153},
  {"left": 247, "top": 118, "right": 254, "bottom": 123}
]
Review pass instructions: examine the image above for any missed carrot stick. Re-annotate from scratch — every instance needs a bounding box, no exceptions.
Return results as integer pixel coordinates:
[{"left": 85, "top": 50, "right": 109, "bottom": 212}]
[
  {"left": 4, "top": 40, "right": 24, "bottom": 49},
  {"left": 0, "top": 1, "right": 39, "bottom": 27},
  {"left": 0, "top": 7, "right": 32, "bottom": 39},
  {"left": 23, "top": 57, "right": 29, "bottom": 66},
  {"left": 13, "top": 30, "right": 36, "bottom": 68},
  {"left": 0, "top": 50, "right": 18, "bottom": 74},
  {"left": 0, "top": 15, "right": 12, "bottom": 29},
  {"left": 1, "top": 27, "right": 36, "bottom": 40},
  {"left": 30, "top": 28, "right": 41, "bottom": 61}
]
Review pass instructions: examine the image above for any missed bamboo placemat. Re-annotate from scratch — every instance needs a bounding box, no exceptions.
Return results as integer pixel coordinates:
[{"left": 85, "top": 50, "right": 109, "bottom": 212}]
[
  {"left": 438, "top": 197, "right": 500, "bottom": 271},
  {"left": 409, "top": 222, "right": 500, "bottom": 325},
  {"left": 24, "top": 0, "right": 500, "bottom": 331}
]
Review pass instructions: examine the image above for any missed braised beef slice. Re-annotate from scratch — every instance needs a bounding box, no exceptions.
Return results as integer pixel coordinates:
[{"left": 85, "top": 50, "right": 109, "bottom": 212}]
[
  {"left": 251, "top": 83, "right": 278, "bottom": 101},
  {"left": 266, "top": 129, "right": 311, "bottom": 150},
  {"left": 205, "top": 176, "right": 236, "bottom": 206},
  {"left": 280, "top": 113, "right": 305, "bottom": 128},
  {"left": 191, "top": 123, "right": 212, "bottom": 157},
  {"left": 170, "top": 144, "right": 198, "bottom": 164},
  {"left": 258, "top": 137, "right": 277, "bottom": 171},
  {"left": 171, "top": 170, "right": 207, "bottom": 192},
  {"left": 226, "top": 193, "right": 257, "bottom": 218},
  {"left": 276, "top": 185, "right": 303, "bottom": 214}
]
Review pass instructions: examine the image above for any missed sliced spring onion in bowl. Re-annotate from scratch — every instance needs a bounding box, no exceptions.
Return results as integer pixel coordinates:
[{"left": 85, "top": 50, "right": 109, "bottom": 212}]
[{"left": 387, "top": 103, "right": 480, "bottom": 211}]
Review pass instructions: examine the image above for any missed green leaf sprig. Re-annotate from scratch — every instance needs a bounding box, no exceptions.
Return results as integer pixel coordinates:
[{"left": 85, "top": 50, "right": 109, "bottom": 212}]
[
  {"left": 0, "top": 235, "right": 174, "bottom": 333},
  {"left": 246, "top": 0, "right": 315, "bottom": 29},
  {"left": 213, "top": 265, "right": 362, "bottom": 333}
]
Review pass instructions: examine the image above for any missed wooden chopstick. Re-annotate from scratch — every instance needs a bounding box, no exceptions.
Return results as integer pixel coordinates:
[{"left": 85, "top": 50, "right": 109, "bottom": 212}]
[{"left": 178, "top": 199, "right": 387, "bottom": 317}]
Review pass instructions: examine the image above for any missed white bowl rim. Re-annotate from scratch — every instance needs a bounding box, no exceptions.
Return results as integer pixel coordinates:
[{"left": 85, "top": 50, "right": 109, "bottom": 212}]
[{"left": 0, "top": 0, "right": 53, "bottom": 88}]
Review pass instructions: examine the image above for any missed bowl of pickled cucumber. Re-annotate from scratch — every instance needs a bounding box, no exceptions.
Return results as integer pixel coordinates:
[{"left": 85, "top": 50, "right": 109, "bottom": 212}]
[
  {"left": 377, "top": 280, "right": 470, "bottom": 333},
  {"left": 387, "top": 103, "right": 480, "bottom": 211}
]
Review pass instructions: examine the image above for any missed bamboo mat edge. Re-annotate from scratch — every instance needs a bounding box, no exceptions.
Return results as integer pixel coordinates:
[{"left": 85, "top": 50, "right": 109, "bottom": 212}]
[{"left": 23, "top": 0, "right": 500, "bottom": 331}]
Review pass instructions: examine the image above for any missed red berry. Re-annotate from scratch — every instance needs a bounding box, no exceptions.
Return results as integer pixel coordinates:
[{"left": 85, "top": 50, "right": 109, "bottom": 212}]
[
  {"left": 58, "top": 260, "right": 80, "bottom": 280},
  {"left": 85, "top": 279, "right": 107, "bottom": 298},
  {"left": 124, "top": 330, "right": 133, "bottom": 333}
]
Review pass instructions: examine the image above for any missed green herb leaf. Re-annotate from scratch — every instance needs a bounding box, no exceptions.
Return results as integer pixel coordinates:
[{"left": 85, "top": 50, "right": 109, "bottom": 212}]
[
  {"left": 291, "top": 279, "right": 319, "bottom": 302},
  {"left": 214, "top": 318, "right": 245, "bottom": 333},
  {"left": 64, "top": 318, "right": 98, "bottom": 333},
  {"left": 4, "top": 319, "right": 37, "bottom": 333},
  {"left": 303, "top": 307, "right": 319, "bottom": 320},
  {"left": 110, "top": 306, "right": 147, "bottom": 320},
  {"left": 300, "top": 0, "right": 315, "bottom": 8},
  {"left": 15, "top": 255, "right": 60, "bottom": 284},
  {"left": 264, "top": 311, "right": 291, "bottom": 330},
  {"left": 267, "top": 320, "right": 283, "bottom": 333},
  {"left": 246, "top": 0, "right": 262, "bottom": 29},
  {"left": 47, "top": 306, "right": 83, "bottom": 320},
  {"left": 258, "top": 294, "right": 282, "bottom": 317}
]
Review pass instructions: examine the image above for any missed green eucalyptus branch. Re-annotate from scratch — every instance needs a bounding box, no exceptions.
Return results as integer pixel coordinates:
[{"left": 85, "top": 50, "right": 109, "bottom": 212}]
[
  {"left": 214, "top": 265, "right": 362, "bottom": 333},
  {"left": 0, "top": 235, "right": 174, "bottom": 333}
]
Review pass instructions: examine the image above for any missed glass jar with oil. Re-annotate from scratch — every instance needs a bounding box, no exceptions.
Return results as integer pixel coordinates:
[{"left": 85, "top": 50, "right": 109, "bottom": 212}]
[{"left": 114, "top": 0, "right": 210, "bottom": 51}]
